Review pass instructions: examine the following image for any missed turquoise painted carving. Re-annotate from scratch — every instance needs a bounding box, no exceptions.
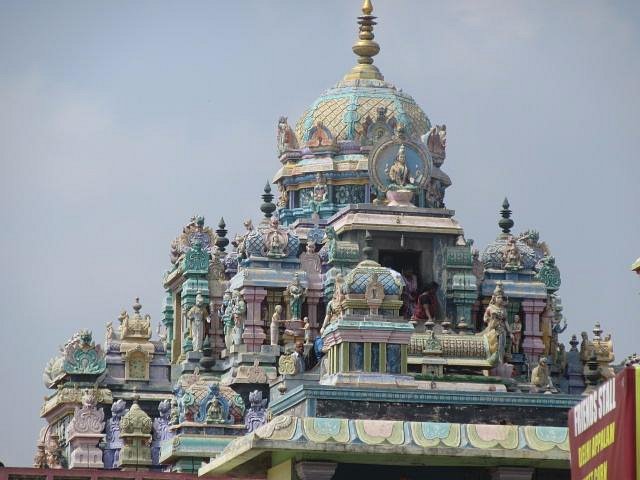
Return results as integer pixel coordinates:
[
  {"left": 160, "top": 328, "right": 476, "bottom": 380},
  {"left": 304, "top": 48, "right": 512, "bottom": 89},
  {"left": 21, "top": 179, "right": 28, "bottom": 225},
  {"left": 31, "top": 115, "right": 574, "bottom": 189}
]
[
  {"left": 183, "top": 241, "right": 209, "bottom": 272},
  {"left": 535, "top": 255, "right": 561, "bottom": 291},
  {"left": 63, "top": 330, "right": 107, "bottom": 375}
]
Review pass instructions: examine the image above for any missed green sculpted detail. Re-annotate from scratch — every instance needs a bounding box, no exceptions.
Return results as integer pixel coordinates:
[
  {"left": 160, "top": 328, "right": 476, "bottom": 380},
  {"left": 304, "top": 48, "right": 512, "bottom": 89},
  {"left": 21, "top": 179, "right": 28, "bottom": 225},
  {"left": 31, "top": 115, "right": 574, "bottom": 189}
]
[
  {"left": 62, "top": 330, "right": 107, "bottom": 375},
  {"left": 535, "top": 255, "right": 561, "bottom": 292},
  {"left": 183, "top": 241, "right": 209, "bottom": 272}
]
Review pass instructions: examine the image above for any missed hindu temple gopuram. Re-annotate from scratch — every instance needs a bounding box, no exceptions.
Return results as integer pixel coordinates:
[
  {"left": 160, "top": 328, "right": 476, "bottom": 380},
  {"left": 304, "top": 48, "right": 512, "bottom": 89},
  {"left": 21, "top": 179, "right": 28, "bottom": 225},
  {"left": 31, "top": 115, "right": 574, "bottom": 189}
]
[{"left": 26, "top": 2, "right": 622, "bottom": 480}]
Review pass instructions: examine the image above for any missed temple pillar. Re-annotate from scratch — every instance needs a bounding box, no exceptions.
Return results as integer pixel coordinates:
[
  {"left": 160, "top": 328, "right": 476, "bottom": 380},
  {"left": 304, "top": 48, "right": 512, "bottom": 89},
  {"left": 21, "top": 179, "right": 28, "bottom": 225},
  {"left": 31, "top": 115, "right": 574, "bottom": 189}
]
[
  {"left": 306, "top": 289, "right": 322, "bottom": 338},
  {"left": 521, "top": 298, "right": 546, "bottom": 363},
  {"left": 241, "top": 287, "right": 268, "bottom": 352},
  {"left": 489, "top": 466, "right": 534, "bottom": 480},
  {"left": 295, "top": 461, "right": 338, "bottom": 480}
]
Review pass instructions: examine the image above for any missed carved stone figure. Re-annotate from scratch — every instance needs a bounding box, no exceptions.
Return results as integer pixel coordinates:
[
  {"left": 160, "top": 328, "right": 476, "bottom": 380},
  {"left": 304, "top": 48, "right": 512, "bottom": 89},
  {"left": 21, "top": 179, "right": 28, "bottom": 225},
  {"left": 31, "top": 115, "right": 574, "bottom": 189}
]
[
  {"left": 105, "top": 321, "right": 114, "bottom": 347},
  {"left": 307, "top": 173, "right": 329, "bottom": 215},
  {"left": 151, "top": 400, "right": 174, "bottom": 466},
  {"left": 320, "top": 278, "right": 344, "bottom": 334},
  {"left": 244, "top": 390, "right": 268, "bottom": 433},
  {"left": 426, "top": 124, "right": 447, "bottom": 157},
  {"left": 365, "top": 272, "right": 384, "bottom": 315},
  {"left": 270, "top": 305, "right": 282, "bottom": 346},
  {"left": 231, "top": 291, "right": 246, "bottom": 346},
  {"left": 277, "top": 182, "right": 288, "bottom": 208},
  {"left": 187, "top": 292, "right": 207, "bottom": 352},
  {"left": 304, "top": 317, "right": 311, "bottom": 344},
  {"left": 33, "top": 442, "right": 47, "bottom": 468},
  {"left": 277, "top": 116, "right": 298, "bottom": 154},
  {"left": 287, "top": 273, "right": 306, "bottom": 320},
  {"left": 205, "top": 396, "right": 225, "bottom": 424},
  {"left": 169, "top": 398, "right": 179, "bottom": 426},
  {"left": 103, "top": 399, "right": 127, "bottom": 469},
  {"left": 502, "top": 236, "right": 523, "bottom": 271},
  {"left": 220, "top": 291, "right": 234, "bottom": 350},
  {"left": 387, "top": 144, "right": 411, "bottom": 187},
  {"left": 300, "top": 241, "right": 322, "bottom": 275},
  {"left": 531, "top": 357, "right": 554, "bottom": 392},
  {"left": 45, "top": 434, "right": 64, "bottom": 469},
  {"left": 232, "top": 291, "right": 246, "bottom": 329},
  {"left": 511, "top": 315, "right": 522, "bottom": 354}
]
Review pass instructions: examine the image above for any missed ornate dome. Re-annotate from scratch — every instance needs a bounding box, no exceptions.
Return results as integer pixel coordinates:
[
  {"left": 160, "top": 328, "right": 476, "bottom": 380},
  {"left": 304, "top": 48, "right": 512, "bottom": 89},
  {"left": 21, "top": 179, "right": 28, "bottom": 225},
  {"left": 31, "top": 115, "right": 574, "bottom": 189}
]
[
  {"left": 295, "top": 78, "right": 430, "bottom": 144},
  {"left": 344, "top": 259, "right": 404, "bottom": 296},
  {"left": 294, "top": 1, "right": 430, "bottom": 145}
]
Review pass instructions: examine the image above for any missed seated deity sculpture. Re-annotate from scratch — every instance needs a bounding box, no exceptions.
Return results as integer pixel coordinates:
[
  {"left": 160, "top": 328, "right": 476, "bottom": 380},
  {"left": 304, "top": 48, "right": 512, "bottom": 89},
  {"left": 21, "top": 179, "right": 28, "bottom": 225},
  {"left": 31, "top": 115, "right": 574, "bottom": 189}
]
[
  {"left": 531, "top": 357, "right": 554, "bottom": 392},
  {"left": 387, "top": 144, "right": 411, "bottom": 188}
]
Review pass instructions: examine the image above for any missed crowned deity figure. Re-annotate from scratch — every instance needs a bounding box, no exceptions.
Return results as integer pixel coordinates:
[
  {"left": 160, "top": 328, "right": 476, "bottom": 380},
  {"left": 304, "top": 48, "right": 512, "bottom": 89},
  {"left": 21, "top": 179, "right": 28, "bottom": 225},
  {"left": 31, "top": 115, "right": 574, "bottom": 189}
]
[
  {"left": 187, "top": 292, "right": 207, "bottom": 352},
  {"left": 387, "top": 145, "right": 411, "bottom": 187},
  {"left": 307, "top": 173, "right": 329, "bottom": 216},
  {"left": 483, "top": 282, "right": 513, "bottom": 364},
  {"left": 287, "top": 274, "right": 306, "bottom": 320}
]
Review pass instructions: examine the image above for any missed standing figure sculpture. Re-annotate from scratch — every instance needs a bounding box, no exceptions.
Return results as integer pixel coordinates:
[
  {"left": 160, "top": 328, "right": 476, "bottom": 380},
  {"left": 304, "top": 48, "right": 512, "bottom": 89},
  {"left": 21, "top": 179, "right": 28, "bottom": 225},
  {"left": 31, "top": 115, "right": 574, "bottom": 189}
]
[
  {"left": 220, "top": 291, "right": 234, "bottom": 350},
  {"left": 426, "top": 124, "right": 447, "bottom": 157},
  {"left": 287, "top": 274, "right": 306, "bottom": 320},
  {"left": 387, "top": 145, "right": 411, "bottom": 187},
  {"left": 231, "top": 291, "right": 246, "bottom": 346},
  {"left": 483, "top": 282, "right": 513, "bottom": 364},
  {"left": 511, "top": 315, "right": 522, "bottom": 354},
  {"left": 103, "top": 399, "right": 127, "bottom": 469},
  {"left": 187, "top": 291, "right": 207, "bottom": 352},
  {"left": 151, "top": 400, "right": 174, "bottom": 466},
  {"left": 270, "top": 305, "right": 282, "bottom": 346}
]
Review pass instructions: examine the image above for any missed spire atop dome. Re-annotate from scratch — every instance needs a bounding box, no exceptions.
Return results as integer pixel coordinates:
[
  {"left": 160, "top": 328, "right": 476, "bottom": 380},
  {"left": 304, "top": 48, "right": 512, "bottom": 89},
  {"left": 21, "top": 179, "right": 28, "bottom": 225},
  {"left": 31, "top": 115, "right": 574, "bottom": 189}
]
[{"left": 343, "top": 0, "right": 384, "bottom": 81}]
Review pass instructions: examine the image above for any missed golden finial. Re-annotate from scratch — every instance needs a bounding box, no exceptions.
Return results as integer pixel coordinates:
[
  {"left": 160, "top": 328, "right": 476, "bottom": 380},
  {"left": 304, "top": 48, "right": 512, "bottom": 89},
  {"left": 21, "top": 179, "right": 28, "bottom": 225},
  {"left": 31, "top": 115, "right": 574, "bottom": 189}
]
[{"left": 343, "top": 0, "right": 384, "bottom": 81}]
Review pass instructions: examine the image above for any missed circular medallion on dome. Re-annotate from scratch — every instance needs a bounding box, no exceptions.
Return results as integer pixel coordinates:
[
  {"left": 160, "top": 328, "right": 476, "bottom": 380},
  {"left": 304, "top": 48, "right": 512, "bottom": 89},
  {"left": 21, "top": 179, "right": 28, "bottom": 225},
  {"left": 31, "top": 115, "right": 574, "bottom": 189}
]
[{"left": 368, "top": 136, "right": 431, "bottom": 194}]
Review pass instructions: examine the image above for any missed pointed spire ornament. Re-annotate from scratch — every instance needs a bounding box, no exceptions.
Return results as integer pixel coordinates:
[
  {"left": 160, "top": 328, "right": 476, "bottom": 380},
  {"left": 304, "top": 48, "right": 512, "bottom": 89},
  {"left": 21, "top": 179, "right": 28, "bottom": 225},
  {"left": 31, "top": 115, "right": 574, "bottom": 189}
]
[
  {"left": 498, "top": 197, "right": 514, "bottom": 235},
  {"left": 215, "top": 217, "right": 229, "bottom": 253},
  {"left": 362, "top": 230, "right": 374, "bottom": 260},
  {"left": 344, "top": 0, "right": 383, "bottom": 81},
  {"left": 260, "top": 182, "right": 276, "bottom": 219}
]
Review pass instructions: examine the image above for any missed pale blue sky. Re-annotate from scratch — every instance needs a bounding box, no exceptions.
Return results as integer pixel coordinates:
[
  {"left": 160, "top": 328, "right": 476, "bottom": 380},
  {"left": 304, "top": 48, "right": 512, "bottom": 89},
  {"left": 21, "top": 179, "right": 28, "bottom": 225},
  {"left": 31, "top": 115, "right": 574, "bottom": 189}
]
[{"left": 1, "top": 0, "right": 639, "bottom": 466}]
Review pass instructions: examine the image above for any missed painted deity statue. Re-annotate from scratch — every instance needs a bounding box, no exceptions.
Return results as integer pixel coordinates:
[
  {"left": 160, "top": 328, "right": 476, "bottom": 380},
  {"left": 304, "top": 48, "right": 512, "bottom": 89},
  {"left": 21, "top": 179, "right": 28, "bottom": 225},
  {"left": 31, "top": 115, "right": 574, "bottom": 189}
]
[
  {"left": 205, "top": 395, "right": 224, "bottom": 424},
  {"left": 320, "top": 275, "right": 345, "bottom": 334},
  {"left": 307, "top": 173, "right": 329, "bottom": 215},
  {"left": 387, "top": 144, "right": 411, "bottom": 187},
  {"left": 187, "top": 292, "right": 207, "bottom": 352},
  {"left": 287, "top": 274, "right": 306, "bottom": 320},
  {"left": 511, "top": 315, "right": 522, "bottom": 354},
  {"left": 483, "top": 282, "right": 512, "bottom": 364}
]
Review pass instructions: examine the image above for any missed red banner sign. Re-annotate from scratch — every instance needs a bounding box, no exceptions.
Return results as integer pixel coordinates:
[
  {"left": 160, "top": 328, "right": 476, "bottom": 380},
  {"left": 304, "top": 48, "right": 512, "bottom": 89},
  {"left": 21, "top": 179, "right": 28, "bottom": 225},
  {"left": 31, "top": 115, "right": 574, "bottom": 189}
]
[{"left": 569, "top": 367, "right": 637, "bottom": 480}]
